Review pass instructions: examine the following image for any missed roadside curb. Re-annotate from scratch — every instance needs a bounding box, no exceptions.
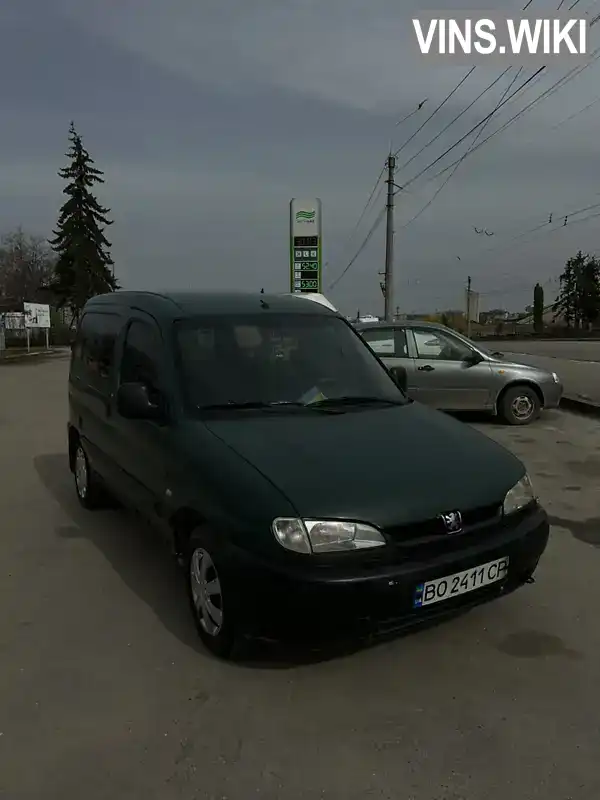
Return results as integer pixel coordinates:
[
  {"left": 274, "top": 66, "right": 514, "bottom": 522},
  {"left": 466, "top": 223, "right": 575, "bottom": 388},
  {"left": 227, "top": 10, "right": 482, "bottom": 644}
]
[
  {"left": 0, "top": 349, "right": 66, "bottom": 364},
  {"left": 560, "top": 396, "right": 600, "bottom": 418}
]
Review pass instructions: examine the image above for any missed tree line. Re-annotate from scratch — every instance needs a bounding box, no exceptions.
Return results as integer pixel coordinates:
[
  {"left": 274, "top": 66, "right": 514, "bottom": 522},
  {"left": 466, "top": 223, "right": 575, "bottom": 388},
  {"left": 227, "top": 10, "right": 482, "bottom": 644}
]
[{"left": 0, "top": 122, "right": 117, "bottom": 324}]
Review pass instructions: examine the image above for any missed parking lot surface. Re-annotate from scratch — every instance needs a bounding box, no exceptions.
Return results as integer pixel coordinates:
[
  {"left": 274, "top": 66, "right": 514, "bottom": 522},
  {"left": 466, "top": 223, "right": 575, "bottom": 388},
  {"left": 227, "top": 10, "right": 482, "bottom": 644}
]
[{"left": 2, "top": 355, "right": 600, "bottom": 800}]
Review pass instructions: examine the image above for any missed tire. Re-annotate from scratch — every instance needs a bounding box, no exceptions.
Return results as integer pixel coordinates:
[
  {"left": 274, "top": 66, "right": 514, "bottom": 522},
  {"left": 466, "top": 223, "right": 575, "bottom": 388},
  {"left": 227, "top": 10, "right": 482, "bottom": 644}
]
[
  {"left": 73, "top": 442, "right": 107, "bottom": 509},
  {"left": 498, "top": 385, "right": 541, "bottom": 425},
  {"left": 185, "top": 527, "right": 244, "bottom": 659}
]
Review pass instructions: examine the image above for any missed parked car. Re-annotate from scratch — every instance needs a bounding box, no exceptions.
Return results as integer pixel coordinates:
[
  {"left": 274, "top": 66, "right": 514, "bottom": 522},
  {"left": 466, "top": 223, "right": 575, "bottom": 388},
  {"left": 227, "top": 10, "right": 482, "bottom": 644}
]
[
  {"left": 356, "top": 321, "right": 563, "bottom": 425},
  {"left": 68, "top": 291, "right": 549, "bottom": 658}
]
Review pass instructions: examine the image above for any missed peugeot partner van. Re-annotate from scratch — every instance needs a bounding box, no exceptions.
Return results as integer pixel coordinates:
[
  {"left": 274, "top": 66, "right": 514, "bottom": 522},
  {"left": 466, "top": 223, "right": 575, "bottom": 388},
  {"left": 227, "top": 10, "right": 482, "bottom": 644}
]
[{"left": 68, "top": 291, "right": 549, "bottom": 658}]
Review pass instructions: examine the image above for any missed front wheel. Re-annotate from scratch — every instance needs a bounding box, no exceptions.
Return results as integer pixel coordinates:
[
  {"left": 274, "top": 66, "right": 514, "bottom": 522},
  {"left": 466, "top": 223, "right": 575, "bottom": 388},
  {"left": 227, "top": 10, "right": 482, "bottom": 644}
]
[
  {"left": 498, "top": 385, "right": 541, "bottom": 425},
  {"left": 185, "top": 529, "right": 244, "bottom": 659},
  {"left": 73, "top": 442, "right": 107, "bottom": 509}
]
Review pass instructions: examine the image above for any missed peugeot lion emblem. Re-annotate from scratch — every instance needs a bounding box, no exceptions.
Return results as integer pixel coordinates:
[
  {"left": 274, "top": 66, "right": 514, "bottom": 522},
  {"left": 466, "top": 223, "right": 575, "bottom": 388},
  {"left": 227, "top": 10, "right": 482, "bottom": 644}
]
[{"left": 439, "top": 510, "right": 462, "bottom": 534}]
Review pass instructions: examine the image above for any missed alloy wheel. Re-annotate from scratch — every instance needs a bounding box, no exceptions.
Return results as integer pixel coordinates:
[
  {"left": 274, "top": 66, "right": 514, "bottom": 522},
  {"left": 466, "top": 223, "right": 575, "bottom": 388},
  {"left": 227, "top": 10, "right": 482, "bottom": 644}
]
[{"left": 189, "top": 548, "right": 224, "bottom": 636}]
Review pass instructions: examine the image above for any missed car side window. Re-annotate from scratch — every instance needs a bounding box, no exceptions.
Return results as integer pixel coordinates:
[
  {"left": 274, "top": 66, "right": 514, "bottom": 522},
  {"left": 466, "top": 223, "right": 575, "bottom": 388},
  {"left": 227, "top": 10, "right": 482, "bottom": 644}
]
[
  {"left": 361, "top": 328, "right": 396, "bottom": 356},
  {"left": 361, "top": 327, "right": 408, "bottom": 358},
  {"left": 72, "top": 312, "right": 121, "bottom": 390},
  {"left": 412, "top": 328, "right": 472, "bottom": 362},
  {"left": 120, "top": 320, "right": 162, "bottom": 399}
]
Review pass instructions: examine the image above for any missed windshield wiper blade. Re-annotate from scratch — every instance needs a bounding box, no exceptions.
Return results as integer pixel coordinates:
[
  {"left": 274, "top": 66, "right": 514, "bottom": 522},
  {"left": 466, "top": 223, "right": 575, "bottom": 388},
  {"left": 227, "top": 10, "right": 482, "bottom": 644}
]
[
  {"left": 199, "top": 400, "right": 306, "bottom": 411},
  {"left": 309, "top": 395, "right": 404, "bottom": 408}
]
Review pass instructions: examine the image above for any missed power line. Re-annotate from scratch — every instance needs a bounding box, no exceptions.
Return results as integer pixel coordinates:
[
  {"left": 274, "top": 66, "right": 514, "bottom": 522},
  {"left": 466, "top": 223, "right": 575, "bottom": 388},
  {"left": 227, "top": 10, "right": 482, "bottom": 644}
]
[
  {"left": 328, "top": 207, "right": 386, "bottom": 290},
  {"left": 398, "top": 68, "right": 524, "bottom": 231},
  {"left": 332, "top": 100, "right": 428, "bottom": 271},
  {"left": 405, "top": 9, "right": 600, "bottom": 191},
  {"left": 551, "top": 93, "right": 600, "bottom": 129},
  {"left": 330, "top": 0, "right": 545, "bottom": 294},
  {"left": 392, "top": 0, "right": 541, "bottom": 165},
  {"left": 399, "top": 67, "right": 545, "bottom": 191},
  {"left": 393, "top": 100, "right": 428, "bottom": 129},
  {"left": 405, "top": 200, "right": 600, "bottom": 300},
  {"left": 422, "top": 45, "right": 600, "bottom": 188},
  {"left": 392, "top": 67, "right": 476, "bottom": 159},
  {"left": 395, "top": 68, "right": 512, "bottom": 176},
  {"left": 438, "top": 206, "right": 600, "bottom": 299},
  {"left": 483, "top": 191, "right": 600, "bottom": 239},
  {"left": 341, "top": 167, "right": 385, "bottom": 252},
  {"left": 461, "top": 200, "right": 600, "bottom": 264}
]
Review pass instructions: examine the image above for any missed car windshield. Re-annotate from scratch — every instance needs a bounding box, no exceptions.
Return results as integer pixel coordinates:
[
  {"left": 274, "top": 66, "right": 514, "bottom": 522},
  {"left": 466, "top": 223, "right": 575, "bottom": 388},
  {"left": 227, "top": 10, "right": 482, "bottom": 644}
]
[
  {"left": 443, "top": 330, "right": 501, "bottom": 359},
  {"left": 174, "top": 313, "right": 408, "bottom": 413}
]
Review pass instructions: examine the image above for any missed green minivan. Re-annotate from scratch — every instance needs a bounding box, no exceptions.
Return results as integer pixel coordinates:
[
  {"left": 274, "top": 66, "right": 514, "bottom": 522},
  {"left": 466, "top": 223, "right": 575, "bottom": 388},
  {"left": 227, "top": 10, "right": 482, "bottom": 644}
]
[{"left": 68, "top": 291, "right": 549, "bottom": 658}]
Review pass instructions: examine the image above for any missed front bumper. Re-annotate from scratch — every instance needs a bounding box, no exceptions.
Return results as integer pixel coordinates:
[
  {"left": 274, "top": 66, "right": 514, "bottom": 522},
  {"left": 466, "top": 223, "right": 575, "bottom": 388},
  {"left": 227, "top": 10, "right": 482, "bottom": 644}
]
[
  {"left": 542, "top": 380, "right": 563, "bottom": 409},
  {"left": 228, "top": 506, "right": 550, "bottom": 642}
]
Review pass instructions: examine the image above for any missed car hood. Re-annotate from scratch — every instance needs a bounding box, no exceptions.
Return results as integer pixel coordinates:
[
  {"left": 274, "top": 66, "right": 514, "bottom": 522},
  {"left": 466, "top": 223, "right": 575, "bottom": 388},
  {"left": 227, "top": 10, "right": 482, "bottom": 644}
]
[
  {"left": 484, "top": 355, "right": 553, "bottom": 377},
  {"left": 204, "top": 402, "right": 525, "bottom": 527}
]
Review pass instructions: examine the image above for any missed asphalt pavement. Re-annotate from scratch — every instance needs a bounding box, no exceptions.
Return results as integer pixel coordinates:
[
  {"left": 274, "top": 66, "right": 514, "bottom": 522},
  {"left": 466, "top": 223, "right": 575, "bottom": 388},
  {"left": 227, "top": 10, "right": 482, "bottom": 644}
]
[
  {"left": 2, "top": 354, "right": 600, "bottom": 799},
  {"left": 493, "top": 341, "right": 600, "bottom": 406},
  {"left": 493, "top": 339, "right": 600, "bottom": 362}
]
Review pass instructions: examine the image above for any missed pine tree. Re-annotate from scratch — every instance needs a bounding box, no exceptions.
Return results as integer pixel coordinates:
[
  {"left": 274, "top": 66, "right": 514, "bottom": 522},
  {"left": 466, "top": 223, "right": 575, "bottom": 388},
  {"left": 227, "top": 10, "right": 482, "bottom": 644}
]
[
  {"left": 49, "top": 122, "right": 117, "bottom": 321},
  {"left": 553, "top": 251, "right": 583, "bottom": 328},
  {"left": 579, "top": 255, "right": 600, "bottom": 328},
  {"left": 553, "top": 251, "right": 600, "bottom": 330}
]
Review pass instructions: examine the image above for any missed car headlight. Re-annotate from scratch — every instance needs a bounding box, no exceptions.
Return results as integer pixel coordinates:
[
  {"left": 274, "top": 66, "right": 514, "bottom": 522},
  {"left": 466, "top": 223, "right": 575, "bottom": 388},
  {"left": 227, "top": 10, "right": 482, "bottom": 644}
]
[
  {"left": 551, "top": 372, "right": 560, "bottom": 383},
  {"left": 503, "top": 474, "right": 536, "bottom": 515},
  {"left": 272, "top": 518, "right": 386, "bottom": 554}
]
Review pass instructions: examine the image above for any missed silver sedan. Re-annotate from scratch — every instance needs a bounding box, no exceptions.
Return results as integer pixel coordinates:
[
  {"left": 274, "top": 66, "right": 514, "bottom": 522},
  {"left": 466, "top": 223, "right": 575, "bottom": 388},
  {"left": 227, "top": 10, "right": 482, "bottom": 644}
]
[{"left": 355, "top": 321, "right": 563, "bottom": 425}]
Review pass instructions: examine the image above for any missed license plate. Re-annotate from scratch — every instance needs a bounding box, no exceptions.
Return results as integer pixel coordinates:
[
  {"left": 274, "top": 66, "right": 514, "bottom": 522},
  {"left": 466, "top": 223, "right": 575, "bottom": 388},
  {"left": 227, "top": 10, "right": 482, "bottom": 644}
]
[{"left": 413, "top": 557, "right": 509, "bottom": 608}]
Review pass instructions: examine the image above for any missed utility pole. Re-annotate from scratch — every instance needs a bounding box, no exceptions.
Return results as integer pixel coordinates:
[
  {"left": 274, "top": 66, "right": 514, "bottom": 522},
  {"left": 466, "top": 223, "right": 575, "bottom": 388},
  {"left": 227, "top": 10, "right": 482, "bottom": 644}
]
[
  {"left": 383, "top": 153, "right": 396, "bottom": 321},
  {"left": 466, "top": 275, "right": 472, "bottom": 339}
]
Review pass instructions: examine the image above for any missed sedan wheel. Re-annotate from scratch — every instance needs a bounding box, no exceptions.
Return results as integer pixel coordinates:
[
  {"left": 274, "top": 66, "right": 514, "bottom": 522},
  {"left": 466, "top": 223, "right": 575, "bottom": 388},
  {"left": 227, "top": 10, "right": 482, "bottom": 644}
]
[{"left": 499, "top": 385, "right": 541, "bottom": 425}]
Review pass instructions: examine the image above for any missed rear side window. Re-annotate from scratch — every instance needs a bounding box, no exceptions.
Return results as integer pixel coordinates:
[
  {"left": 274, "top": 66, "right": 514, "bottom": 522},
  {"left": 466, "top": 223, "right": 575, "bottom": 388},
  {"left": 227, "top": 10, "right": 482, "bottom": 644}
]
[
  {"left": 72, "top": 311, "right": 122, "bottom": 390},
  {"left": 361, "top": 328, "right": 396, "bottom": 356}
]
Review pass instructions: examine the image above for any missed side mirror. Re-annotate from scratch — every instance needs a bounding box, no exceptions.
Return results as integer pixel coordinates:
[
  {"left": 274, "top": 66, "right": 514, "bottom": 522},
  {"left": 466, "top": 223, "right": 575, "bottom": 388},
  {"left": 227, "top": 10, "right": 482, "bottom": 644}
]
[
  {"left": 117, "top": 381, "right": 164, "bottom": 420},
  {"left": 389, "top": 365, "right": 408, "bottom": 392},
  {"left": 463, "top": 350, "right": 484, "bottom": 366}
]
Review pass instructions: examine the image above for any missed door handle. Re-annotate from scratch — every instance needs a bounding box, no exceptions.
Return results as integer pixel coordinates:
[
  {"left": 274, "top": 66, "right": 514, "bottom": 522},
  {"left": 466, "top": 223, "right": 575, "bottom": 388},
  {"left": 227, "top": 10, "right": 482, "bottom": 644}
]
[{"left": 418, "top": 364, "right": 435, "bottom": 371}]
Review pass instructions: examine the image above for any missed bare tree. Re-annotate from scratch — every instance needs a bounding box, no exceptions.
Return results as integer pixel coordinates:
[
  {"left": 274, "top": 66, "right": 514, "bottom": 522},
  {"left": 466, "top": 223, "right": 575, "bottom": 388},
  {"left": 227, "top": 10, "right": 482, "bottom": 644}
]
[{"left": 0, "top": 227, "right": 56, "bottom": 305}]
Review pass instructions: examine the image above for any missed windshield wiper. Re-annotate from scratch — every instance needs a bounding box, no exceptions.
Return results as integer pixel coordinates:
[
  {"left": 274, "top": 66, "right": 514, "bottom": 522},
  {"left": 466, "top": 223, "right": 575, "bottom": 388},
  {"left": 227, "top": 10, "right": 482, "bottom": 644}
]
[
  {"left": 199, "top": 400, "right": 306, "bottom": 411},
  {"left": 309, "top": 395, "right": 404, "bottom": 408}
]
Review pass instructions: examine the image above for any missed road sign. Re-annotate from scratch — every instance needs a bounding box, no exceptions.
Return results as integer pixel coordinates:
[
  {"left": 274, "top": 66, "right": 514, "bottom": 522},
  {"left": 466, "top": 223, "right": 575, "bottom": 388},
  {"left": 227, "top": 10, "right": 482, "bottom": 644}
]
[{"left": 290, "top": 198, "right": 322, "bottom": 294}]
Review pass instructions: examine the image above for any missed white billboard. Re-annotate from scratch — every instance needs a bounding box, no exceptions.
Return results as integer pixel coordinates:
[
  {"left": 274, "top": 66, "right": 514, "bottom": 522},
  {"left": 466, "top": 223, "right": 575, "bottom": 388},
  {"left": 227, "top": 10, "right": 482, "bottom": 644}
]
[
  {"left": 2, "top": 312, "right": 26, "bottom": 330},
  {"left": 24, "top": 302, "right": 51, "bottom": 328}
]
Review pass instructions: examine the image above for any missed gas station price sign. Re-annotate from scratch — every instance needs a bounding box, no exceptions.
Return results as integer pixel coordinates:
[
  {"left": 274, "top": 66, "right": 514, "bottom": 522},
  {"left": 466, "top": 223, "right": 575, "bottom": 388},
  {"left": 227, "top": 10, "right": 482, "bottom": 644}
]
[
  {"left": 289, "top": 199, "right": 322, "bottom": 293},
  {"left": 292, "top": 236, "right": 319, "bottom": 291}
]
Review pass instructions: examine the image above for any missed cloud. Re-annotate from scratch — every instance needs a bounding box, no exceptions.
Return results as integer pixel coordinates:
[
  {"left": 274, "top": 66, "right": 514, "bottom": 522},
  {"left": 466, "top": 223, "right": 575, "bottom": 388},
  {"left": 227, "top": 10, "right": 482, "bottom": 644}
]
[{"left": 0, "top": 0, "right": 599, "bottom": 314}]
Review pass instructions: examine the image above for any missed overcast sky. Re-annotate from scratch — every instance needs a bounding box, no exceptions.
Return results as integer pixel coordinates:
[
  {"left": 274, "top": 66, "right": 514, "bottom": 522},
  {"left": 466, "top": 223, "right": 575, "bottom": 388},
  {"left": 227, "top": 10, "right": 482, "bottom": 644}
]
[{"left": 3, "top": 0, "right": 600, "bottom": 315}]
